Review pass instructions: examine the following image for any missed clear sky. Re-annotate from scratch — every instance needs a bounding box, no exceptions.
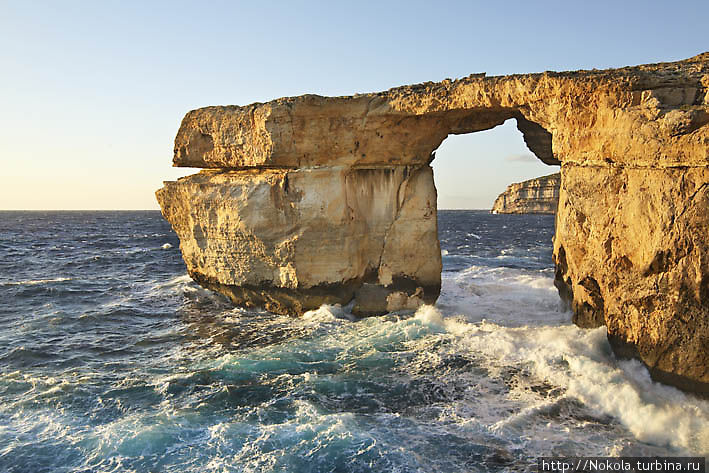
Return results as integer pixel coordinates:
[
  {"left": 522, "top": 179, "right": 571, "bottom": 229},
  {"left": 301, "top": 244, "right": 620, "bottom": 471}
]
[{"left": 1, "top": 0, "right": 707, "bottom": 209}]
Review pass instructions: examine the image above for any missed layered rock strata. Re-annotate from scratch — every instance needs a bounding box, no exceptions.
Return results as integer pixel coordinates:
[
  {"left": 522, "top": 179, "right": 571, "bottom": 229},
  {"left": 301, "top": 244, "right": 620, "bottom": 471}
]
[
  {"left": 491, "top": 173, "right": 560, "bottom": 214},
  {"left": 555, "top": 166, "right": 709, "bottom": 393},
  {"left": 158, "top": 53, "right": 709, "bottom": 393},
  {"left": 157, "top": 166, "right": 440, "bottom": 316}
]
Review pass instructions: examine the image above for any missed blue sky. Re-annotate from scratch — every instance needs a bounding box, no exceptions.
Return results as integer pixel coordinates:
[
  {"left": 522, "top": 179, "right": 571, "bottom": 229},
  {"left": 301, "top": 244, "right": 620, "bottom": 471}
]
[{"left": 1, "top": 0, "right": 706, "bottom": 209}]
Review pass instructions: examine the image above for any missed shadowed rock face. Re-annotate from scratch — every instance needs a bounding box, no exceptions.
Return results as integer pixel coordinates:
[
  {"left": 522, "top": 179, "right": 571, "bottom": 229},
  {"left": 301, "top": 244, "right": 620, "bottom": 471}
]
[
  {"left": 492, "top": 173, "right": 560, "bottom": 214},
  {"left": 158, "top": 53, "right": 709, "bottom": 394}
]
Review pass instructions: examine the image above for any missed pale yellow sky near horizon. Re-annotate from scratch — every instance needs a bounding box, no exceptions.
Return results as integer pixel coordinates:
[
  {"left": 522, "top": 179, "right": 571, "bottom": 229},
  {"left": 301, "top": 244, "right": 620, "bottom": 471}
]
[{"left": 2, "top": 120, "right": 554, "bottom": 211}]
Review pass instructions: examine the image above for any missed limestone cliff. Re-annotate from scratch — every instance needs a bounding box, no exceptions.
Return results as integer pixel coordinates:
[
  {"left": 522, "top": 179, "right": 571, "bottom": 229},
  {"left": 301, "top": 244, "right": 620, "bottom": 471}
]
[
  {"left": 158, "top": 53, "right": 709, "bottom": 393},
  {"left": 554, "top": 166, "right": 709, "bottom": 393},
  {"left": 157, "top": 166, "right": 440, "bottom": 316},
  {"left": 491, "top": 173, "right": 560, "bottom": 214}
]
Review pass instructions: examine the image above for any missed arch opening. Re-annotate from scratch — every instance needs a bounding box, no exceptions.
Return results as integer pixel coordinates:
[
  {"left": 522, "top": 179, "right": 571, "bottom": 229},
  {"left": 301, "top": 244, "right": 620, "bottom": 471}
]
[
  {"left": 430, "top": 118, "right": 562, "bottom": 324},
  {"left": 430, "top": 118, "right": 558, "bottom": 210}
]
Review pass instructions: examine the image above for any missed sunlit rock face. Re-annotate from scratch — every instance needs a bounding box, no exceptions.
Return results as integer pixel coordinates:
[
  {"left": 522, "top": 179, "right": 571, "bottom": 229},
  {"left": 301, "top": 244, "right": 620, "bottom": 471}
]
[
  {"left": 159, "top": 53, "right": 709, "bottom": 393},
  {"left": 555, "top": 166, "right": 709, "bottom": 394},
  {"left": 491, "top": 173, "right": 560, "bottom": 214},
  {"left": 157, "top": 166, "right": 440, "bottom": 316}
]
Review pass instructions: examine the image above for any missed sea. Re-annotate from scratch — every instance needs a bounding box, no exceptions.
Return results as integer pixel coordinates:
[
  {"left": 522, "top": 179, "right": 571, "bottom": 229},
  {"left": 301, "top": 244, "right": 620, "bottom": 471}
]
[{"left": 0, "top": 210, "right": 707, "bottom": 473}]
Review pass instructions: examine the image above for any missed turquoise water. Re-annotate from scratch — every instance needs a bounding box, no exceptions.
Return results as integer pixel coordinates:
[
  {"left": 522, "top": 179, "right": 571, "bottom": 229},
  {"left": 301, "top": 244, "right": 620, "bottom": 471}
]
[{"left": 0, "top": 211, "right": 707, "bottom": 472}]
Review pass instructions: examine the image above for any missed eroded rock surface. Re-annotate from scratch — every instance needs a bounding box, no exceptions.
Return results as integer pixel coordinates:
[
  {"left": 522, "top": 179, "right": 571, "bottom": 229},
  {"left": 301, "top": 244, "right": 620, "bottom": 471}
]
[
  {"left": 554, "top": 166, "right": 709, "bottom": 393},
  {"left": 173, "top": 55, "right": 709, "bottom": 171},
  {"left": 159, "top": 53, "right": 709, "bottom": 393},
  {"left": 492, "top": 173, "right": 560, "bottom": 214},
  {"left": 157, "top": 166, "right": 440, "bottom": 316}
]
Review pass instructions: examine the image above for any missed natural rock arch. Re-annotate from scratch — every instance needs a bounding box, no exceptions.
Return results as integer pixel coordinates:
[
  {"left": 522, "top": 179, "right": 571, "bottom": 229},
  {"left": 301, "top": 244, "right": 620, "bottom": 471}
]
[{"left": 158, "top": 53, "right": 709, "bottom": 393}]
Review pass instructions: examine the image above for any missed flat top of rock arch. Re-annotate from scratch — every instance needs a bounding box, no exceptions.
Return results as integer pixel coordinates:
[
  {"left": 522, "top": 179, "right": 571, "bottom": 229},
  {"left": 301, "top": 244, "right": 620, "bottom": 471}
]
[{"left": 173, "top": 53, "right": 709, "bottom": 170}]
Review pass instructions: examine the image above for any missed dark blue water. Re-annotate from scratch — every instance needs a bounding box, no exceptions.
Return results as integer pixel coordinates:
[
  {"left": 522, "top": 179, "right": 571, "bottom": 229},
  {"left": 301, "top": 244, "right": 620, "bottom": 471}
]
[
  {"left": 0, "top": 211, "right": 706, "bottom": 473},
  {"left": 438, "top": 210, "right": 555, "bottom": 272}
]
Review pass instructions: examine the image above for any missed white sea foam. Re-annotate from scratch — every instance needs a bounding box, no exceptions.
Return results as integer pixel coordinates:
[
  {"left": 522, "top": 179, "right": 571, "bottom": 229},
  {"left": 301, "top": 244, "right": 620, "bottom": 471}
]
[
  {"left": 426, "top": 317, "right": 709, "bottom": 455},
  {"left": 157, "top": 274, "right": 193, "bottom": 288},
  {"left": 303, "top": 304, "right": 342, "bottom": 323},
  {"left": 397, "top": 260, "right": 709, "bottom": 455},
  {"left": 437, "top": 264, "right": 566, "bottom": 327},
  {"left": 2, "top": 277, "right": 72, "bottom": 286},
  {"left": 149, "top": 274, "right": 195, "bottom": 296},
  {"left": 143, "top": 260, "right": 709, "bottom": 456},
  {"left": 413, "top": 304, "right": 444, "bottom": 326}
]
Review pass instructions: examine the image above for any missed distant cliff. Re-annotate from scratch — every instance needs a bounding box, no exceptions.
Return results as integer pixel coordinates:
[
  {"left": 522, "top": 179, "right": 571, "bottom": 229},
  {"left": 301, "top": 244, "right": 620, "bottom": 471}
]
[{"left": 491, "top": 173, "right": 560, "bottom": 214}]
